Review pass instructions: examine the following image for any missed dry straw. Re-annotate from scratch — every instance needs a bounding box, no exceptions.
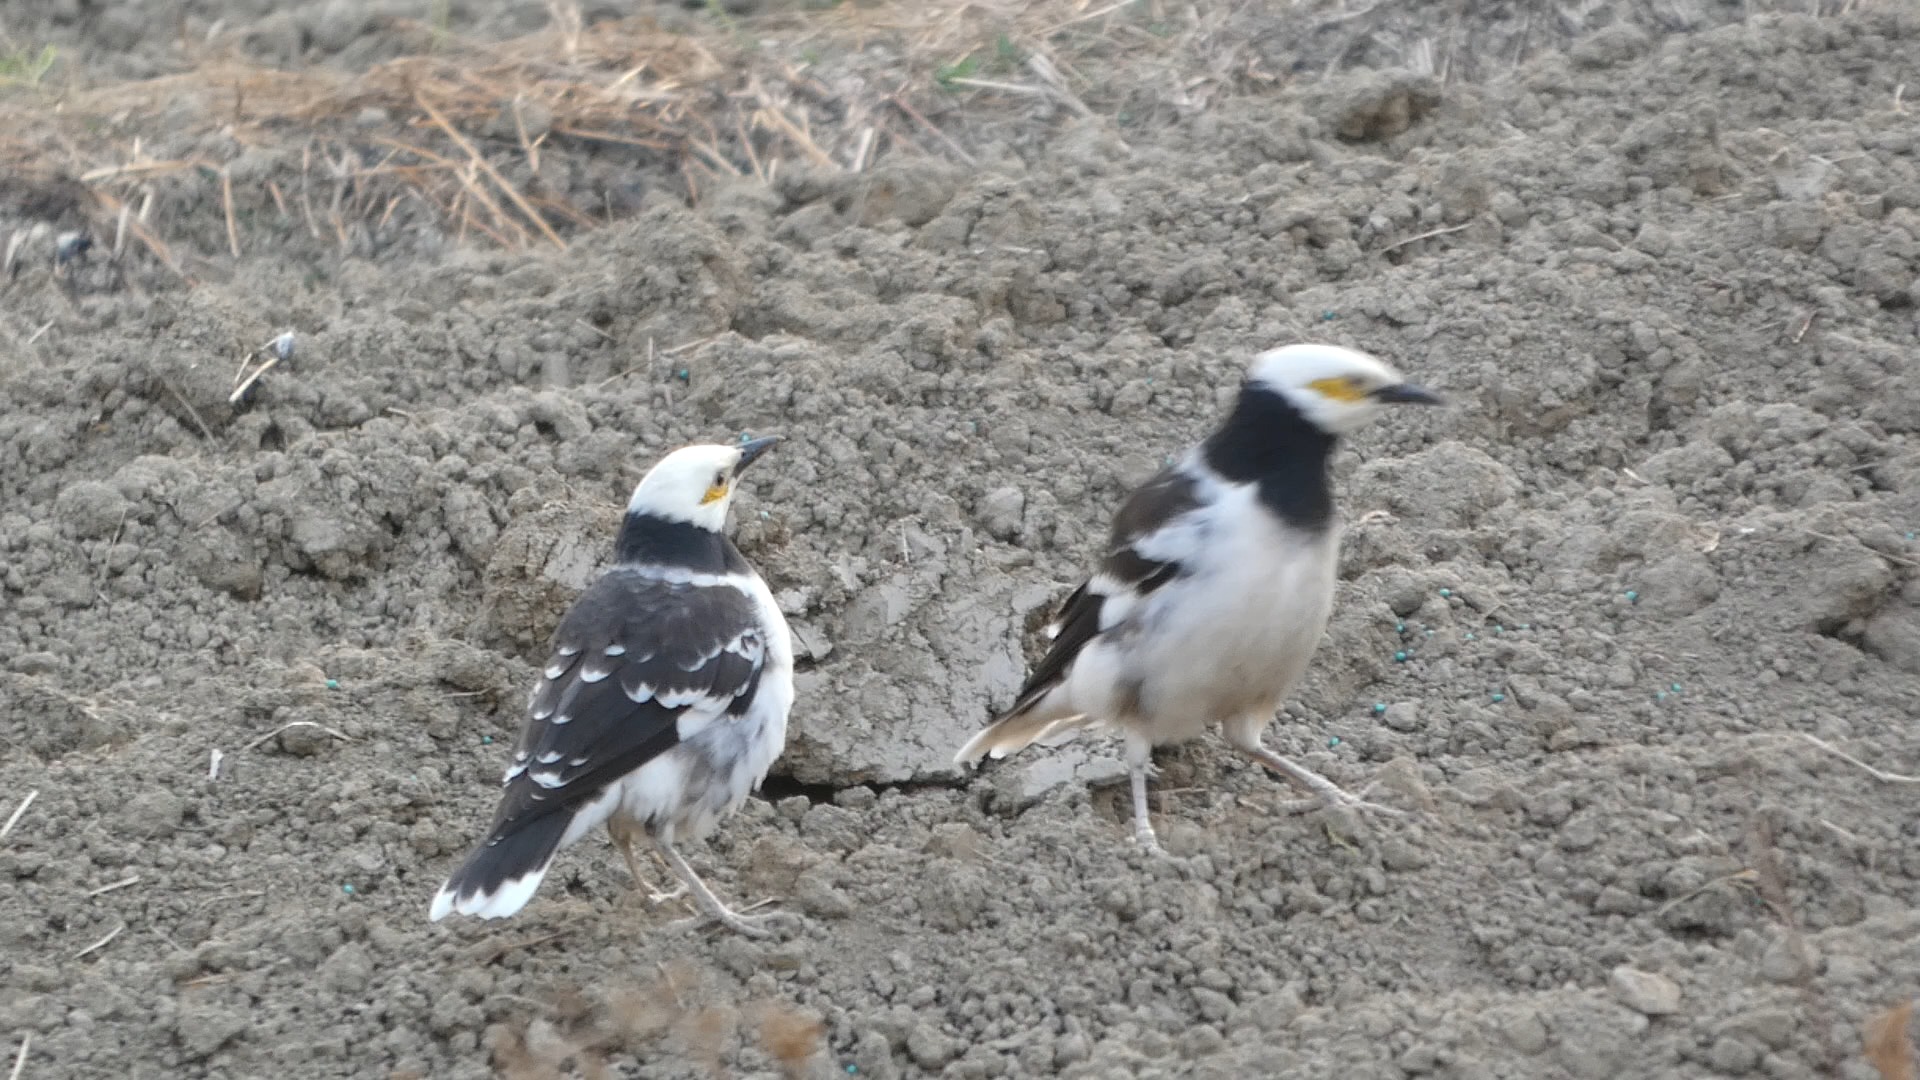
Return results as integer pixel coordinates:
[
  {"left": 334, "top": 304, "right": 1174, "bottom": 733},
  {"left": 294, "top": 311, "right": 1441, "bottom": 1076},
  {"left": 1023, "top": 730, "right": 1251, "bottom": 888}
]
[{"left": 1, "top": 0, "right": 1224, "bottom": 267}]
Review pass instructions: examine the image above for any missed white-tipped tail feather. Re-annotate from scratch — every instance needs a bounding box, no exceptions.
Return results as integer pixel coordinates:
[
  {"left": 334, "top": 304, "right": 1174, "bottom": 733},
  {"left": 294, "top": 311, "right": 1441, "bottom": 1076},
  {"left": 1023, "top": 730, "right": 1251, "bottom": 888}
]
[
  {"left": 954, "top": 697, "right": 1086, "bottom": 766},
  {"left": 429, "top": 860, "right": 554, "bottom": 922},
  {"left": 429, "top": 802, "right": 577, "bottom": 923}
]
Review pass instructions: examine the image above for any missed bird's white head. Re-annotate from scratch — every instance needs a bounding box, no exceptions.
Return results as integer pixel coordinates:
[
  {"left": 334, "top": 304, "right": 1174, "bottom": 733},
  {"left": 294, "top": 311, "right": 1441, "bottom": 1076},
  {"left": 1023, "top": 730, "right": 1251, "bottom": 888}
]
[
  {"left": 626, "top": 436, "right": 782, "bottom": 531},
  {"left": 1246, "top": 343, "right": 1443, "bottom": 436}
]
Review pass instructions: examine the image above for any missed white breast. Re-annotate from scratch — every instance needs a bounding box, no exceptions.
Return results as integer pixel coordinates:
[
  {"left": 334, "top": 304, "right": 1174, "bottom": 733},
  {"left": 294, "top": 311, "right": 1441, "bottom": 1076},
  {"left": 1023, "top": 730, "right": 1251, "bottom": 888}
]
[{"left": 1073, "top": 486, "right": 1340, "bottom": 746}]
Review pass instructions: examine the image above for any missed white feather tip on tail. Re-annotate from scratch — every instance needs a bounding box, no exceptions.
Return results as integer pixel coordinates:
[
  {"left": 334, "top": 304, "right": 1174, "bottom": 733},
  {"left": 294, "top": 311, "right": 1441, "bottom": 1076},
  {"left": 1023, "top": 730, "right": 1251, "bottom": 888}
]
[
  {"left": 428, "top": 866, "right": 548, "bottom": 923},
  {"left": 953, "top": 727, "right": 995, "bottom": 767},
  {"left": 953, "top": 707, "right": 1090, "bottom": 767}
]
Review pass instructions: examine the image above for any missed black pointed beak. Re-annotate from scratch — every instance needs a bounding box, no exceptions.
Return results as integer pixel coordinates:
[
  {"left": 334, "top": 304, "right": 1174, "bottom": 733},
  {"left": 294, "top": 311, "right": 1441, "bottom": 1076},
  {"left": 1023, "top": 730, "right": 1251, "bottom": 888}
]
[
  {"left": 1371, "top": 382, "right": 1444, "bottom": 406},
  {"left": 735, "top": 435, "right": 782, "bottom": 472}
]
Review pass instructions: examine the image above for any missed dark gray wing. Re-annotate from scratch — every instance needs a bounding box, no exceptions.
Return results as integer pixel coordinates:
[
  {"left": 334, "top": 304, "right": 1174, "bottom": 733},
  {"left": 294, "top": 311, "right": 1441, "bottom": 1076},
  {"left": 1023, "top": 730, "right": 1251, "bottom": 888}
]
[
  {"left": 1005, "top": 465, "right": 1203, "bottom": 715},
  {"left": 475, "top": 568, "right": 768, "bottom": 841}
]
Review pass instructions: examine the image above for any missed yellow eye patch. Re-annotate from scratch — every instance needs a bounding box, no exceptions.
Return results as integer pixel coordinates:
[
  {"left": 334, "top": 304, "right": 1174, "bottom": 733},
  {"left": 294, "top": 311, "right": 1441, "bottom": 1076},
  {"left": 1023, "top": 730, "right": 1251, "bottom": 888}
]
[
  {"left": 700, "top": 483, "right": 729, "bottom": 504},
  {"left": 1308, "top": 376, "right": 1370, "bottom": 403}
]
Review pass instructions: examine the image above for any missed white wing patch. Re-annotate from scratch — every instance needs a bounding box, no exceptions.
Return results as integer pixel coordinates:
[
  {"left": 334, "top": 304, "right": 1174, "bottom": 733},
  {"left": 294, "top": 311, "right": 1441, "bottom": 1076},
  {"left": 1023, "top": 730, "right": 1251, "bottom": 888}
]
[
  {"left": 1096, "top": 591, "right": 1140, "bottom": 633},
  {"left": 1129, "top": 514, "right": 1212, "bottom": 569}
]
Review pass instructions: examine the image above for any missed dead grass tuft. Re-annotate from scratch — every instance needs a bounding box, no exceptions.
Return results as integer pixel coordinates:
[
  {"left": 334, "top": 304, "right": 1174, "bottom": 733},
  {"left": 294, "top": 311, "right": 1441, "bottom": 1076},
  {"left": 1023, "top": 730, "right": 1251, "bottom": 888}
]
[
  {"left": 1867, "top": 1000, "right": 1917, "bottom": 1080},
  {"left": 488, "top": 958, "right": 824, "bottom": 1078},
  {"left": 0, "top": 0, "right": 1261, "bottom": 268},
  {"left": 755, "top": 1000, "right": 828, "bottom": 1079}
]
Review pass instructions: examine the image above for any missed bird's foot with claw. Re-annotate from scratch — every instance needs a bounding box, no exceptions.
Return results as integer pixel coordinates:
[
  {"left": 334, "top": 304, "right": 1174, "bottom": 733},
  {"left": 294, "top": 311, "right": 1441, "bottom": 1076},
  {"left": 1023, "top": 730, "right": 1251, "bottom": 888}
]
[
  {"left": 647, "top": 884, "right": 689, "bottom": 906},
  {"left": 665, "top": 900, "right": 796, "bottom": 939},
  {"left": 1132, "top": 822, "right": 1187, "bottom": 862},
  {"left": 1133, "top": 832, "right": 1167, "bottom": 858},
  {"left": 1282, "top": 772, "right": 1405, "bottom": 814}
]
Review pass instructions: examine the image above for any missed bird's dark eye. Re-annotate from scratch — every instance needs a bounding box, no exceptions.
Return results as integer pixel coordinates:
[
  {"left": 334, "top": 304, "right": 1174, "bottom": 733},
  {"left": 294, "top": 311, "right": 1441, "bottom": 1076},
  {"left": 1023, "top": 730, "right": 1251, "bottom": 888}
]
[{"left": 713, "top": 471, "right": 727, "bottom": 487}]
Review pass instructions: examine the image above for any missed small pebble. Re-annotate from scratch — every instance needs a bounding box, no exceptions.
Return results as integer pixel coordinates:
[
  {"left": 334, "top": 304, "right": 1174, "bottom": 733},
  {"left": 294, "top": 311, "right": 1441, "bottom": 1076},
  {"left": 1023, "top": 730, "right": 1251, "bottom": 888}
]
[
  {"left": 55, "top": 231, "right": 92, "bottom": 267},
  {"left": 1609, "top": 965, "right": 1680, "bottom": 1015}
]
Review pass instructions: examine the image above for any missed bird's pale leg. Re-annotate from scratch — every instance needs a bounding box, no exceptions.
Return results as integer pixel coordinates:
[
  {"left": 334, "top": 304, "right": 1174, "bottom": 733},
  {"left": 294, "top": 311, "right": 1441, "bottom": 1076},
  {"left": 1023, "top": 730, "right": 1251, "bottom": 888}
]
[
  {"left": 1124, "top": 733, "right": 1169, "bottom": 856},
  {"left": 652, "top": 836, "right": 784, "bottom": 938},
  {"left": 1225, "top": 718, "right": 1403, "bottom": 819},
  {"left": 1241, "top": 746, "right": 1403, "bottom": 817},
  {"left": 609, "top": 821, "right": 687, "bottom": 904}
]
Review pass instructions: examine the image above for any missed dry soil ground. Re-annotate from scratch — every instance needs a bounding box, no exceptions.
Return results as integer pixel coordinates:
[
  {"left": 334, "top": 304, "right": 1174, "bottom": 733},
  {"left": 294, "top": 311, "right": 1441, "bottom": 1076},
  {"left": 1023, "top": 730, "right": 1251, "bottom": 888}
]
[{"left": 3, "top": 1, "right": 1920, "bottom": 1078}]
